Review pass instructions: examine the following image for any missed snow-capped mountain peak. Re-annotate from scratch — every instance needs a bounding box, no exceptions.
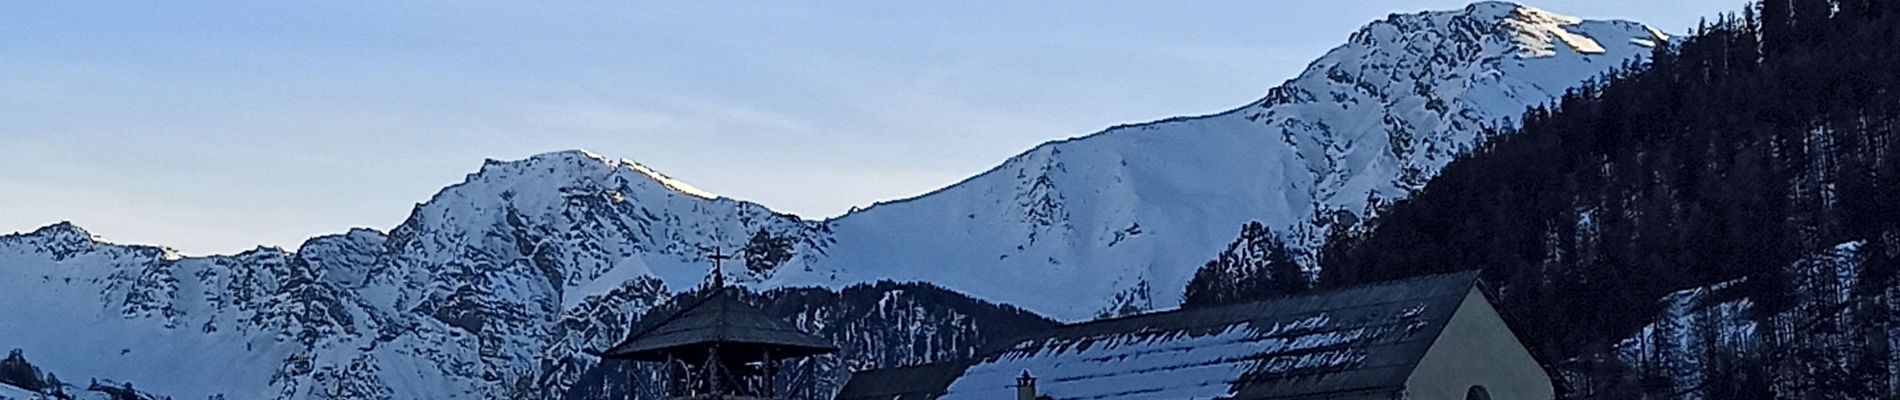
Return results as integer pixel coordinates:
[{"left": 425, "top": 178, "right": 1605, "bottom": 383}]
[
  {"left": 6, "top": 221, "right": 137, "bottom": 262},
  {"left": 499, "top": 149, "right": 719, "bottom": 200},
  {"left": 22, "top": 221, "right": 97, "bottom": 246},
  {"left": 1498, "top": 3, "right": 1606, "bottom": 56},
  {"left": 402, "top": 149, "right": 818, "bottom": 290},
  {"left": 615, "top": 158, "right": 717, "bottom": 201},
  {"left": 786, "top": 1, "right": 1660, "bottom": 321}
]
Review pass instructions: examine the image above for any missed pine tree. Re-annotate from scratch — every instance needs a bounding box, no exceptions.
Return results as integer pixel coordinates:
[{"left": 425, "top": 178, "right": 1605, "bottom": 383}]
[
  {"left": 1792, "top": 0, "right": 1835, "bottom": 43},
  {"left": 1761, "top": 0, "right": 1795, "bottom": 55},
  {"left": 44, "top": 373, "right": 63, "bottom": 397},
  {"left": 1182, "top": 222, "right": 1307, "bottom": 308},
  {"left": 742, "top": 228, "right": 794, "bottom": 279},
  {"left": 0, "top": 349, "right": 44, "bottom": 392}
]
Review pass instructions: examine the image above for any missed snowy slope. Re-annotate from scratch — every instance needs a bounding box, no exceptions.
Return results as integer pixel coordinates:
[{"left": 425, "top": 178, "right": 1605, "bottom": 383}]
[
  {"left": 0, "top": 385, "right": 31, "bottom": 400},
  {"left": 0, "top": 153, "right": 800, "bottom": 399},
  {"left": 0, "top": 224, "right": 302, "bottom": 400},
  {"left": 783, "top": 1, "right": 1660, "bottom": 320},
  {"left": 0, "top": 2, "right": 1659, "bottom": 399}
]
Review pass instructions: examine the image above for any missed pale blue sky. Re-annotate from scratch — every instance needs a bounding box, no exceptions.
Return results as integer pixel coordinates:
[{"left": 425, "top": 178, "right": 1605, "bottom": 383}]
[{"left": 1, "top": 1, "right": 1745, "bottom": 255}]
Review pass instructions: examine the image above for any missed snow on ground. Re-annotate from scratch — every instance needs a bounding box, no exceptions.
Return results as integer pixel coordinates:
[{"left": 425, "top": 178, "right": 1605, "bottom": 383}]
[{"left": 0, "top": 383, "right": 39, "bottom": 400}]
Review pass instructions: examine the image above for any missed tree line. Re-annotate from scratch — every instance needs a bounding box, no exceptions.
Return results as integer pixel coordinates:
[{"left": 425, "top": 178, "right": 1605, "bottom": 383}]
[{"left": 1191, "top": 0, "right": 1900, "bottom": 397}]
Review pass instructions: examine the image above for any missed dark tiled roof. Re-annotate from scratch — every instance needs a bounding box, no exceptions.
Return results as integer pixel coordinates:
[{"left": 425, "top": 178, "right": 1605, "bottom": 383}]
[
  {"left": 601, "top": 288, "right": 838, "bottom": 362},
  {"left": 834, "top": 271, "right": 1482, "bottom": 400},
  {"left": 834, "top": 363, "right": 973, "bottom": 400}
]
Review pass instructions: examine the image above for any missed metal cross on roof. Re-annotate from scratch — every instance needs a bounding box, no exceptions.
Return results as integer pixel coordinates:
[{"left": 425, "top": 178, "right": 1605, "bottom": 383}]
[{"left": 707, "top": 246, "right": 731, "bottom": 289}]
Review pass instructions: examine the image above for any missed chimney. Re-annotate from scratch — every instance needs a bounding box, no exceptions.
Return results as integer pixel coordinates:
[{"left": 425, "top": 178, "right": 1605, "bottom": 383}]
[{"left": 1015, "top": 370, "right": 1037, "bottom": 400}]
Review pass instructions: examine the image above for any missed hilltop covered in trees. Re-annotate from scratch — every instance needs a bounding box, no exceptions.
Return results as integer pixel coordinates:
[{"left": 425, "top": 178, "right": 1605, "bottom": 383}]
[{"left": 1315, "top": 0, "right": 1900, "bottom": 398}]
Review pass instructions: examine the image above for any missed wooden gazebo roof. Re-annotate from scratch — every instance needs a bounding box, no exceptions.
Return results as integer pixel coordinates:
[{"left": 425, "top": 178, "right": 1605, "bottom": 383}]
[{"left": 598, "top": 286, "right": 838, "bottom": 363}]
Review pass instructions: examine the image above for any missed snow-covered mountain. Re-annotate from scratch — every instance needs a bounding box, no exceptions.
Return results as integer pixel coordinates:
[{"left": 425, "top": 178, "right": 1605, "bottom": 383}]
[
  {"left": 0, "top": 2, "right": 1661, "bottom": 399},
  {"left": 782, "top": 1, "right": 1660, "bottom": 319},
  {"left": 0, "top": 220, "right": 1041, "bottom": 400}
]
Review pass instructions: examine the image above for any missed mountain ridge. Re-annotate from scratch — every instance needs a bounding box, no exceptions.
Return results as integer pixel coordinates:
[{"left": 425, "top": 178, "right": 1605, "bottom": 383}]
[
  {"left": 789, "top": 1, "right": 1660, "bottom": 319},
  {"left": 0, "top": 3, "right": 1663, "bottom": 399},
  {"left": 4, "top": 2, "right": 1662, "bottom": 321}
]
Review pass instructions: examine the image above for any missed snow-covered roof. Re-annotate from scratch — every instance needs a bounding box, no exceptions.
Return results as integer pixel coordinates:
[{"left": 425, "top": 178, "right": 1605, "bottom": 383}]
[{"left": 835, "top": 272, "right": 1483, "bottom": 400}]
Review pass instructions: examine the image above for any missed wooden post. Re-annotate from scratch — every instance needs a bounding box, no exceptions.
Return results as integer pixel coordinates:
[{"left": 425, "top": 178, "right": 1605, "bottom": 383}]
[
  {"left": 662, "top": 353, "right": 676, "bottom": 398},
  {"left": 709, "top": 344, "right": 722, "bottom": 396}
]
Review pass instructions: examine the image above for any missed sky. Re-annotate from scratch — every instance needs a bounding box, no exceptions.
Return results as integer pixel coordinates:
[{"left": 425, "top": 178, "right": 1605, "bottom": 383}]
[{"left": 0, "top": 1, "right": 1747, "bottom": 256}]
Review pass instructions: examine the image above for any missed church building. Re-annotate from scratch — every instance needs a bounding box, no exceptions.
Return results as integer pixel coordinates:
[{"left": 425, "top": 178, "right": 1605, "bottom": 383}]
[{"left": 834, "top": 271, "right": 1550, "bottom": 400}]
